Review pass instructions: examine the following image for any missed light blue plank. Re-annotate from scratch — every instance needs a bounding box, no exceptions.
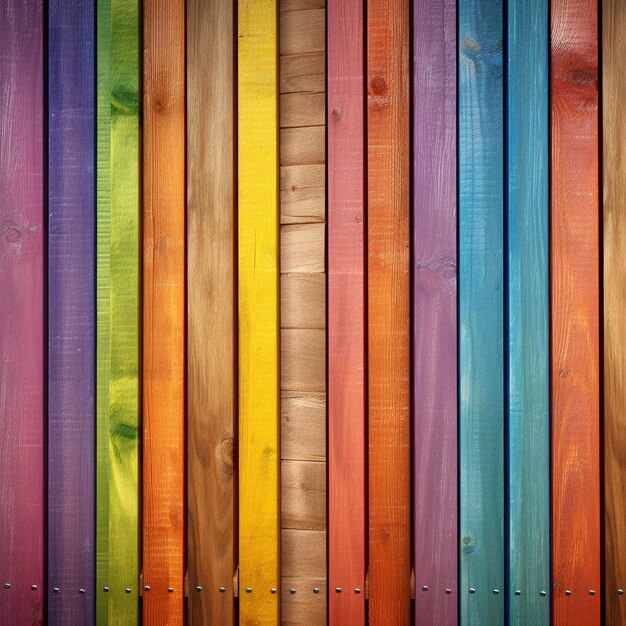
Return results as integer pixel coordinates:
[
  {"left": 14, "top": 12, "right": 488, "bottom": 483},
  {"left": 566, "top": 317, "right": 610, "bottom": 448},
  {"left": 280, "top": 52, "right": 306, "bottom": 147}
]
[
  {"left": 506, "top": 0, "right": 550, "bottom": 622},
  {"left": 459, "top": 1, "right": 504, "bottom": 624}
]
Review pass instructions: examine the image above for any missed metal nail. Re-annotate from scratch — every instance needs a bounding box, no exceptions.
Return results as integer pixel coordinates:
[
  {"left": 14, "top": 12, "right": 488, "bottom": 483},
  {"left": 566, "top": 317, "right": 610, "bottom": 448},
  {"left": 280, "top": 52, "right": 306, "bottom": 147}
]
[
  {"left": 589, "top": 590, "right": 596, "bottom": 596},
  {"left": 270, "top": 588, "right": 277, "bottom": 594},
  {"left": 125, "top": 588, "right": 131, "bottom": 594},
  {"left": 196, "top": 586, "right": 202, "bottom": 592},
  {"left": 445, "top": 589, "right": 452, "bottom": 595},
  {"left": 354, "top": 588, "right": 361, "bottom": 594},
  {"left": 335, "top": 587, "right": 342, "bottom": 593},
  {"left": 168, "top": 588, "right": 174, "bottom": 593},
  {"left": 3, "top": 584, "right": 10, "bottom": 590},
  {"left": 540, "top": 591, "right": 546, "bottom": 597},
  {"left": 469, "top": 588, "right": 476, "bottom": 594},
  {"left": 103, "top": 587, "right": 110, "bottom": 593},
  {"left": 219, "top": 586, "right": 226, "bottom": 593},
  {"left": 618, "top": 589, "right": 624, "bottom": 595},
  {"left": 79, "top": 589, "right": 86, "bottom": 594},
  {"left": 53, "top": 587, "right": 60, "bottom": 593},
  {"left": 515, "top": 590, "right": 521, "bottom": 596},
  {"left": 246, "top": 587, "right": 252, "bottom": 593},
  {"left": 422, "top": 585, "right": 429, "bottom": 592},
  {"left": 144, "top": 586, "right": 151, "bottom": 592},
  {"left": 289, "top": 588, "right": 296, "bottom": 595},
  {"left": 31, "top": 585, "right": 38, "bottom": 591},
  {"left": 312, "top": 588, "right": 319, "bottom": 594},
  {"left": 565, "top": 590, "right": 572, "bottom": 596},
  {"left": 493, "top": 589, "right": 500, "bottom": 595}
]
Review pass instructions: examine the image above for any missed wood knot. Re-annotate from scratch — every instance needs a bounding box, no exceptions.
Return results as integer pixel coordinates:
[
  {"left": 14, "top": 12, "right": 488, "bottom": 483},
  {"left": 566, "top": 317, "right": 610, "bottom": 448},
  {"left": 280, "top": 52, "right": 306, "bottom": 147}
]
[
  {"left": 5, "top": 227, "right": 21, "bottom": 243},
  {"left": 369, "top": 76, "right": 387, "bottom": 95},
  {"left": 569, "top": 69, "right": 597, "bottom": 88},
  {"left": 331, "top": 106, "right": 343, "bottom": 121}
]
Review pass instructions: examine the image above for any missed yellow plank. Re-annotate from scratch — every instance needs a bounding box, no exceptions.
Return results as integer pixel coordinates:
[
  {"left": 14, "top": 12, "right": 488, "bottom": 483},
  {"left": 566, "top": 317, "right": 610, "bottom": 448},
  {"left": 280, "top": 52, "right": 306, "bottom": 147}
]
[{"left": 238, "top": 1, "right": 280, "bottom": 624}]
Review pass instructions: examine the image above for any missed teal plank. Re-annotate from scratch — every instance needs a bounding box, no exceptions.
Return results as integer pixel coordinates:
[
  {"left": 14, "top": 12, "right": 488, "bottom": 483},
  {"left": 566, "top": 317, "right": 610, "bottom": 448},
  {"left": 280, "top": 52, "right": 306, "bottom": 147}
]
[
  {"left": 506, "top": 0, "right": 550, "bottom": 623},
  {"left": 459, "top": 1, "right": 504, "bottom": 624}
]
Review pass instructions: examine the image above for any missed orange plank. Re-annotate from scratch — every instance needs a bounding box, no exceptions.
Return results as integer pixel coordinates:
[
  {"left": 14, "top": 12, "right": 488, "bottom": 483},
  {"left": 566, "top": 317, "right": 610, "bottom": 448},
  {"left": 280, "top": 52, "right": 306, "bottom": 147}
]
[
  {"left": 366, "top": 0, "right": 411, "bottom": 624},
  {"left": 142, "top": 0, "right": 186, "bottom": 623},
  {"left": 551, "top": 1, "right": 600, "bottom": 624}
]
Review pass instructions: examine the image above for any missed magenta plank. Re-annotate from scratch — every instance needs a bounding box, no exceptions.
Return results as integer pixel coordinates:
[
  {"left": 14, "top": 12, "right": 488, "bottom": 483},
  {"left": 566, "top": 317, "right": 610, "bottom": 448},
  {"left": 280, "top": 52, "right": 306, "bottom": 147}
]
[
  {"left": 48, "top": 0, "right": 95, "bottom": 623},
  {"left": 413, "top": 0, "right": 458, "bottom": 622},
  {"left": 0, "top": 1, "right": 45, "bottom": 624}
]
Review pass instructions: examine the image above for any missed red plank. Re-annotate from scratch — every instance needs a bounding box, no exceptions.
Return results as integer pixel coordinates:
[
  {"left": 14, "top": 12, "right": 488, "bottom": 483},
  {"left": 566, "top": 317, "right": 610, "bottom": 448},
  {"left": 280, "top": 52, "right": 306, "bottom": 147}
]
[
  {"left": 328, "top": 0, "right": 366, "bottom": 624},
  {"left": 551, "top": 1, "right": 600, "bottom": 624}
]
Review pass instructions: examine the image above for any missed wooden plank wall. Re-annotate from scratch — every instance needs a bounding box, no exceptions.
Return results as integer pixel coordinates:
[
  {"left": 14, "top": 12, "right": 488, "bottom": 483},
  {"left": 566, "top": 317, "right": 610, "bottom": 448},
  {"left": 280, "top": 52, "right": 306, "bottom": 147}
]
[
  {"left": 506, "top": 0, "right": 550, "bottom": 622},
  {"left": 0, "top": 2, "right": 45, "bottom": 623},
  {"left": 367, "top": 1, "right": 411, "bottom": 624},
  {"left": 551, "top": 2, "right": 601, "bottom": 624},
  {"left": 327, "top": 0, "right": 366, "bottom": 624},
  {"left": 412, "top": 1, "right": 457, "bottom": 623},
  {"left": 187, "top": 0, "right": 236, "bottom": 624},
  {"left": 458, "top": 1, "right": 504, "bottom": 623},
  {"left": 279, "top": 2, "right": 327, "bottom": 624},
  {"left": 96, "top": 0, "right": 140, "bottom": 621},
  {"left": 238, "top": 1, "right": 280, "bottom": 623},
  {"left": 48, "top": 0, "right": 95, "bottom": 622},
  {"left": 142, "top": 0, "right": 186, "bottom": 622},
  {"left": 603, "top": 2, "right": 626, "bottom": 623}
]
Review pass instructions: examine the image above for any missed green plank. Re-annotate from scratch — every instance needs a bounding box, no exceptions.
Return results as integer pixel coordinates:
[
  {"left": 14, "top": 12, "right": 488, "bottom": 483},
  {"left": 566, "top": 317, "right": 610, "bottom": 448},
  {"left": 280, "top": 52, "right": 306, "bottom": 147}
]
[{"left": 96, "top": 0, "right": 140, "bottom": 622}]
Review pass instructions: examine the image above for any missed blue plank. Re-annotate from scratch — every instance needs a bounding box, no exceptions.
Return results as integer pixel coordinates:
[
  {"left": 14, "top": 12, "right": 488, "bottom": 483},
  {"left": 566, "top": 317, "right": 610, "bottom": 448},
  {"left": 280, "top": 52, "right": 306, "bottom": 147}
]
[
  {"left": 458, "top": 1, "right": 504, "bottom": 624},
  {"left": 506, "top": 0, "right": 550, "bottom": 623},
  {"left": 48, "top": 0, "right": 95, "bottom": 623}
]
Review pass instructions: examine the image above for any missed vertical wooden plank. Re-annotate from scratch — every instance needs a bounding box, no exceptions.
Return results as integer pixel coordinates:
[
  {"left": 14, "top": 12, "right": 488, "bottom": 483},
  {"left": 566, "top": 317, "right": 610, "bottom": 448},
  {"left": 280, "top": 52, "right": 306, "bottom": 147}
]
[
  {"left": 238, "top": 1, "right": 280, "bottom": 623},
  {"left": 367, "top": 0, "right": 411, "bottom": 623},
  {"left": 96, "top": 0, "right": 140, "bottom": 621},
  {"left": 458, "top": 1, "right": 504, "bottom": 623},
  {"left": 506, "top": 0, "right": 550, "bottom": 622},
  {"left": 48, "top": 0, "right": 95, "bottom": 622},
  {"left": 187, "top": 0, "right": 236, "bottom": 624},
  {"left": 143, "top": 0, "right": 186, "bottom": 623},
  {"left": 604, "top": 2, "right": 626, "bottom": 622},
  {"left": 327, "top": 0, "right": 365, "bottom": 624},
  {"left": 413, "top": 1, "right": 457, "bottom": 623},
  {"left": 551, "top": 1, "right": 600, "bottom": 624},
  {"left": 0, "top": 2, "right": 45, "bottom": 623}
]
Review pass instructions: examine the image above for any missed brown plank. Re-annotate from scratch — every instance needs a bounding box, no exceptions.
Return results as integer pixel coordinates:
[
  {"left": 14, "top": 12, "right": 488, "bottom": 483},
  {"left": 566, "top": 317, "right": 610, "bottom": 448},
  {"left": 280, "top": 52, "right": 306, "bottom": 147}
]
[
  {"left": 281, "top": 460, "right": 326, "bottom": 531},
  {"left": 280, "top": 165, "right": 325, "bottom": 224},
  {"left": 281, "top": 329, "right": 326, "bottom": 393},
  {"left": 187, "top": 0, "right": 235, "bottom": 623},
  {"left": 280, "top": 53, "right": 325, "bottom": 94},
  {"left": 280, "top": 126, "right": 325, "bottom": 165},
  {"left": 281, "top": 392, "right": 326, "bottom": 462},
  {"left": 280, "top": 9, "right": 325, "bottom": 55},
  {"left": 280, "top": 224, "right": 325, "bottom": 273},
  {"left": 281, "top": 274, "right": 325, "bottom": 329}
]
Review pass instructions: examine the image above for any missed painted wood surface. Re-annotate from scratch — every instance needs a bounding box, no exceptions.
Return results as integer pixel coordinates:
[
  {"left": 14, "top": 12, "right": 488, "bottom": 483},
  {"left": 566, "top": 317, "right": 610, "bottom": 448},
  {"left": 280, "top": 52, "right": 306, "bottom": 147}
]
[
  {"left": 412, "top": 1, "right": 457, "bottom": 623},
  {"left": 327, "top": 0, "right": 365, "bottom": 624},
  {"left": 96, "top": 0, "right": 140, "bottom": 621},
  {"left": 506, "top": 0, "right": 550, "bottom": 622},
  {"left": 0, "top": 2, "right": 45, "bottom": 624},
  {"left": 187, "top": 0, "right": 236, "bottom": 624},
  {"left": 551, "top": 1, "right": 600, "bottom": 624},
  {"left": 279, "top": 3, "right": 327, "bottom": 624},
  {"left": 458, "top": 1, "right": 504, "bottom": 623},
  {"left": 603, "top": 2, "right": 626, "bottom": 622},
  {"left": 238, "top": 1, "right": 280, "bottom": 623},
  {"left": 367, "top": 1, "right": 411, "bottom": 623},
  {"left": 48, "top": 0, "right": 95, "bottom": 622},
  {"left": 143, "top": 0, "right": 185, "bottom": 623}
]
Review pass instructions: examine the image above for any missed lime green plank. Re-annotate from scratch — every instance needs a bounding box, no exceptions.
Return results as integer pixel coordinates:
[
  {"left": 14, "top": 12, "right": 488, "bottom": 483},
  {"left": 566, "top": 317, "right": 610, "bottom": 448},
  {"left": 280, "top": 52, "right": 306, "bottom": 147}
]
[{"left": 96, "top": 0, "right": 140, "bottom": 623}]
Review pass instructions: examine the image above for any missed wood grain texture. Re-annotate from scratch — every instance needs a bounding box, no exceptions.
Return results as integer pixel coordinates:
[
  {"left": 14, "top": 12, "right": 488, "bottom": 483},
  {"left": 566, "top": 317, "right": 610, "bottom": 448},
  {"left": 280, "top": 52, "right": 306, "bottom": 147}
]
[
  {"left": 604, "top": 2, "right": 626, "bottom": 622},
  {"left": 142, "top": 0, "right": 185, "bottom": 623},
  {"left": 367, "top": 1, "right": 411, "bottom": 623},
  {"left": 96, "top": 0, "right": 141, "bottom": 621},
  {"left": 0, "top": 2, "right": 45, "bottom": 623},
  {"left": 187, "top": 1, "right": 236, "bottom": 624},
  {"left": 551, "top": 1, "right": 600, "bottom": 624},
  {"left": 238, "top": 1, "right": 280, "bottom": 623},
  {"left": 412, "top": 1, "right": 457, "bottom": 623},
  {"left": 507, "top": 0, "right": 550, "bottom": 622},
  {"left": 279, "top": 3, "right": 327, "bottom": 621},
  {"left": 458, "top": 1, "right": 504, "bottom": 623},
  {"left": 48, "top": 0, "right": 95, "bottom": 622},
  {"left": 327, "top": 1, "right": 366, "bottom": 623}
]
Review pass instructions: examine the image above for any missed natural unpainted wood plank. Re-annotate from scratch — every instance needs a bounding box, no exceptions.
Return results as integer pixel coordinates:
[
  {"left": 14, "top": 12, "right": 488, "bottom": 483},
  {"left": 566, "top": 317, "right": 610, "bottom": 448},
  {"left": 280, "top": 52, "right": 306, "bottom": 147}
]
[
  {"left": 280, "top": 126, "right": 325, "bottom": 165},
  {"left": 281, "top": 530, "right": 326, "bottom": 579},
  {"left": 367, "top": 1, "right": 411, "bottom": 623},
  {"left": 0, "top": 3, "right": 45, "bottom": 623},
  {"left": 281, "top": 329, "right": 325, "bottom": 393},
  {"left": 48, "top": 1, "right": 95, "bottom": 622},
  {"left": 239, "top": 1, "right": 280, "bottom": 623},
  {"left": 281, "top": 224, "right": 325, "bottom": 273},
  {"left": 551, "top": 1, "right": 600, "bottom": 625},
  {"left": 507, "top": 1, "right": 550, "bottom": 623},
  {"left": 187, "top": 0, "right": 236, "bottom": 624},
  {"left": 281, "top": 274, "right": 325, "bottom": 329},
  {"left": 96, "top": 0, "right": 140, "bottom": 622},
  {"left": 281, "top": 579, "right": 326, "bottom": 626},
  {"left": 604, "top": 3, "right": 626, "bottom": 623},
  {"left": 458, "top": 1, "right": 504, "bottom": 624},
  {"left": 412, "top": 1, "right": 457, "bottom": 623},
  {"left": 143, "top": 0, "right": 186, "bottom": 623},
  {"left": 281, "top": 393, "right": 326, "bottom": 462},
  {"left": 281, "top": 461, "right": 326, "bottom": 531},
  {"left": 280, "top": 165, "right": 325, "bottom": 224},
  {"left": 280, "top": 92, "right": 325, "bottom": 128},
  {"left": 280, "top": 53, "right": 325, "bottom": 94},
  {"left": 328, "top": 1, "right": 366, "bottom": 623},
  {"left": 281, "top": 0, "right": 324, "bottom": 11},
  {"left": 280, "top": 9, "right": 325, "bottom": 55}
]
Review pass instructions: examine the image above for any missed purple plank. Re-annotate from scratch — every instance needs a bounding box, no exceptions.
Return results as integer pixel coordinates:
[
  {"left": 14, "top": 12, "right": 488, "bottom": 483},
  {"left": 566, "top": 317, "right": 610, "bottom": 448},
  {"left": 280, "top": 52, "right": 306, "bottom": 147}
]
[
  {"left": 0, "top": 2, "right": 45, "bottom": 624},
  {"left": 413, "top": 1, "right": 457, "bottom": 623},
  {"left": 48, "top": 0, "right": 95, "bottom": 623}
]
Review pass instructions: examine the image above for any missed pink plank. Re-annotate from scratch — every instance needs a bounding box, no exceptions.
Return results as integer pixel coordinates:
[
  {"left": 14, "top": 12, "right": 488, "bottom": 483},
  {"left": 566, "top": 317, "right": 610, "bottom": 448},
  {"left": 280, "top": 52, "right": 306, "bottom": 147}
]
[
  {"left": 413, "top": 0, "right": 458, "bottom": 622},
  {"left": 0, "top": 2, "right": 45, "bottom": 624}
]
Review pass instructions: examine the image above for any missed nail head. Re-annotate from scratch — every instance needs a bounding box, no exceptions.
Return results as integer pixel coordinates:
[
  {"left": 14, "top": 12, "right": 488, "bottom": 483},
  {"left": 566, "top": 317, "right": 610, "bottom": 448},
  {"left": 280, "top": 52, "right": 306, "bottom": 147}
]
[
  {"left": 31, "top": 585, "right": 38, "bottom": 591},
  {"left": 125, "top": 588, "right": 131, "bottom": 594},
  {"left": 422, "top": 585, "right": 429, "bottom": 591},
  {"left": 53, "top": 587, "right": 60, "bottom": 593},
  {"left": 103, "top": 587, "right": 109, "bottom": 593},
  {"left": 168, "top": 588, "right": 174, "bottom": 593},
  {"left": 469, "top": 588, "right": 476, "bottom": 594},
  {"left": 246, "top": 587, "right": 252, "bottom": 593},
  {"left": 515, "top": 590, "right": 521, "bottom": 596},
  {"left": 144, "top": 586, "right": 151, "bottom": 592},
  {"left": 589, "top": 590, "right": 596, "bottom": 596},
  {"left": 493, "top": 589, "right": 500, "bottom": 595},
  {"left": 354, "top": 588, "right": 361, "bottom": 594},
  {"left": 4, "top": 584, "right": 10, "bottom": 590},
  {"left": 335, "top": 587, "right": 342, "bottom": 593},
  {"left": 196, "top": 586, "right": 202, "bottom": 592},
  {"left": 618, "top": 589, "right": 624, "bottom": 595},
  {"left": 565, "top": 590, "right": 572, "bottom": 596},
  {"left": 219, "top": 586, "right": 226, "bottom": 593},
  {"left": 289, "top": 588, "right": 296, "bottom": 594},
  {"left": 445, "top": 588, "right": 452, "bottom": 594},
  {"left": 313, "top": 587, "right": 319, "bottom": 594},
  {"left": 79, "top": 588, "right": 86, "bottom": 594},
  {"left": 270, "top": 588, "right": 277, "bottom": 594}
]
